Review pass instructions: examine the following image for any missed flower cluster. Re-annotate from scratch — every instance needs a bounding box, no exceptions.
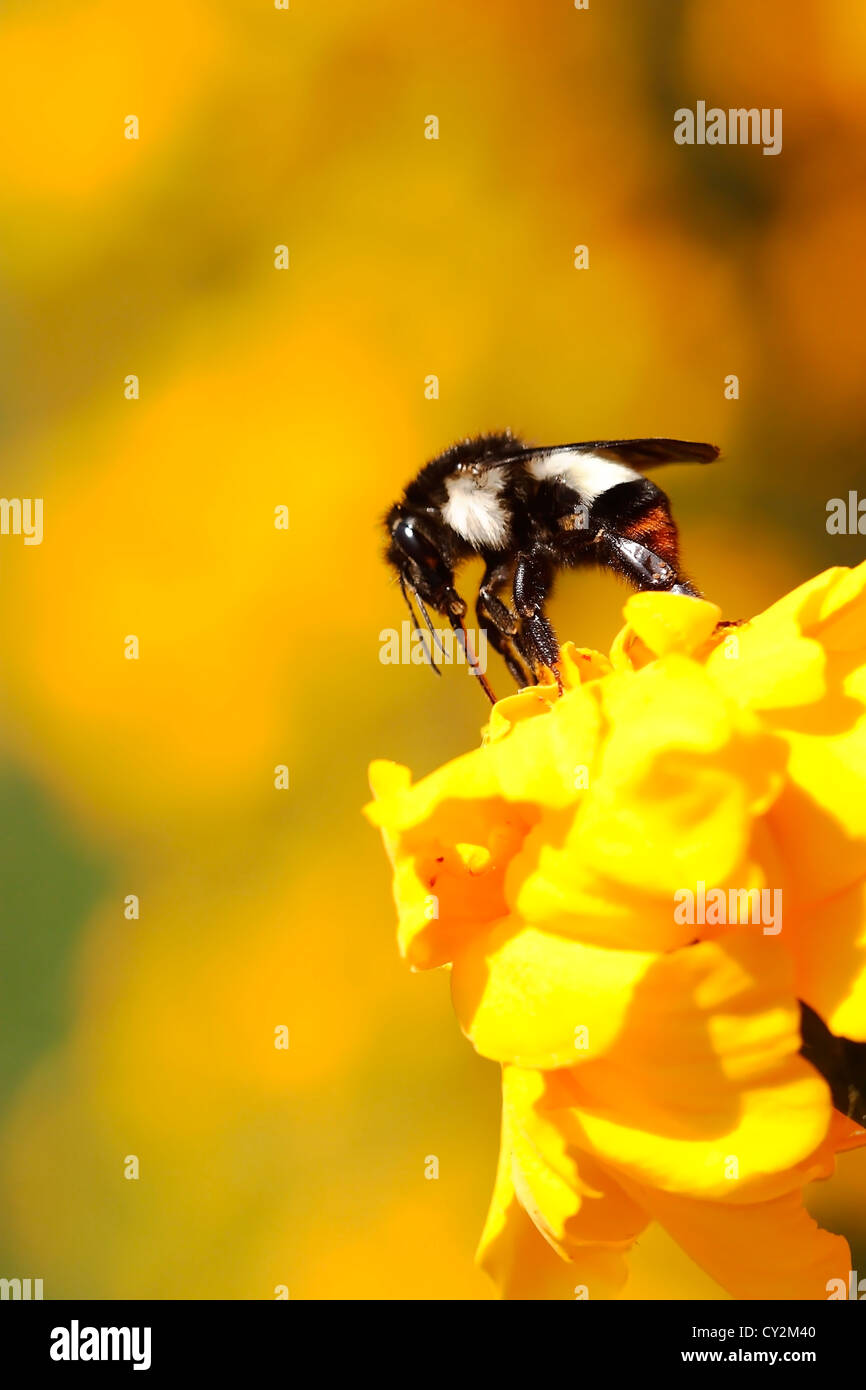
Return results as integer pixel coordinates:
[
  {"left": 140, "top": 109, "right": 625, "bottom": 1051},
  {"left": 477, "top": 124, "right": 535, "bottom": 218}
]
[{"left": 366, "top": 564, "right": 866, "bottom": 1299}]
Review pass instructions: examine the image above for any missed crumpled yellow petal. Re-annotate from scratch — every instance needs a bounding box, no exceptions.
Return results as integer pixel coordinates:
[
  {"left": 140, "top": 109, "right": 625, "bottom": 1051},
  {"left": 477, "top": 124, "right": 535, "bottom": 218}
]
[
  {"left": 539, "top": 933, "right": 833, "bottom": 1200},
  {"left": 486, "top": 642, "right": 612, "bottom": 740},
  {"left": 484, "top": 677, "right": 603, "bottom": 808},
  {"left": 792, "top": 876, "right": 866, "bottom": 1040},
  {"left": 707, "top": 563, "right": 866, "bottom": 715},
  {"left": 611, "top": 591, "right": 722, "bottom": 670},
  {"left": 365, "top": 757, "right": 534, "bottom": 967},
  {"left": 707, "top": 564, "right": 866, "bottom": 906},
  {"left": 451, "top": 920, "right": 658, "bottom": 1067},
  {"left": 705, "top": 564, "right": 866, "bottom": 1011},
  {"left": 476, "top": 1089, "right": 637, "bottom": 1299},
  {"left": 629, "top": 1182, "right": 849, "bottom": 1301},
  {"left": 503, "top": 1066, "right": 648, "bottom": 1255},
  {"left": 507, "top": 660, "right": 786, "bottom": 935}
]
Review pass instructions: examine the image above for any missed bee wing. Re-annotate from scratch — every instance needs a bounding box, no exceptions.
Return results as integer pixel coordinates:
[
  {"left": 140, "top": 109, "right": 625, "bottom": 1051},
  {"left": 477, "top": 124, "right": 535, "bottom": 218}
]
[{"left": 512, "top": 439, "right": 720, "bottom": 469}]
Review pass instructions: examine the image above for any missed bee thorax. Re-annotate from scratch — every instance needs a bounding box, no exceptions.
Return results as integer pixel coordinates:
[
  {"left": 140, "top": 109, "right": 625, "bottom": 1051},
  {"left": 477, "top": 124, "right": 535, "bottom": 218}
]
[
  {"left": 442, "top": 471, "right": 510, "bottom": 548},
  {"left": 527, "top": 450, "right": 641, "bottom": 503}
]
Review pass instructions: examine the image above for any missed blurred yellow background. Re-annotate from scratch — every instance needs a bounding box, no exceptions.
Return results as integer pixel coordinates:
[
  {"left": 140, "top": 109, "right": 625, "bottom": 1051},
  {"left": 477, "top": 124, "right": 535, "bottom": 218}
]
[{"left": 0, "top": 0, "right": 864, "bottom": 1298}]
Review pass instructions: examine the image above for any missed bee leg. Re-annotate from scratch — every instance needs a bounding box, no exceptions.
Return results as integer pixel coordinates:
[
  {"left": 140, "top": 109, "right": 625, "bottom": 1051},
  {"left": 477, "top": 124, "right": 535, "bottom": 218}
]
[
  {"left": 513, "top": 548, "right": 563, "bottom": 691},
  {"left": 476, "top": 607, "right": 534, "bottom": 688},
  {"left": 445, "top": 608, "right": 498, "bottom": 704},
  {"left": 588, "top": 480, "right": 700, "bottom": 595},
  {"left": 477, "top": 561, "right": 536, "bottom": 688},
  {"left": 487, "top": 622, "right": 535, "bottom": 689},
  {"left": 595, "top": 530, "right": 699, "bottom": 595},
  {"left": 512, "top": 626, "right": 541, "bottom": 685}
]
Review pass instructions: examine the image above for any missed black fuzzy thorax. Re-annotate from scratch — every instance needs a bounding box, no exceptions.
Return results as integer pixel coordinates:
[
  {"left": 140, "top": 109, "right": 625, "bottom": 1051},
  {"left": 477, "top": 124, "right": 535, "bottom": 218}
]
[{"left": 402, "top": 430, "right": 525, "bottom": 511}]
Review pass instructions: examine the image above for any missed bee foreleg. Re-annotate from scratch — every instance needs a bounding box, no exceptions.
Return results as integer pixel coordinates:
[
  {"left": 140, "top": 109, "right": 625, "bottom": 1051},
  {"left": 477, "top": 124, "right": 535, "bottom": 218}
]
[{"left": 444, "top": 608, "right": 498, "bottom": 704}]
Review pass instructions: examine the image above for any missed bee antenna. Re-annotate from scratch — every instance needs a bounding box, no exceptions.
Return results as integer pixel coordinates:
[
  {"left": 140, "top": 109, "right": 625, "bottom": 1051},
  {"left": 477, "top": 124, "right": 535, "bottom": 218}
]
[
  {"left": 398, "top": 574, "right": 442, "bottom": 677},
  {"left": 412, "top": 592, "right": 448, "bottom": 659}
]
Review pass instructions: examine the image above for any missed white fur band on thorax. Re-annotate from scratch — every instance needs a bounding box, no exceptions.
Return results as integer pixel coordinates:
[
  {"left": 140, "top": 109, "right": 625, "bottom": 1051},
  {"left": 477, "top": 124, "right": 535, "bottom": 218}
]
[
  {"left": 443, "top": 470, "right": 510, "bottom": 548},
  {"left": 527, "top": 451, "right": 640, "bottom": 503}
]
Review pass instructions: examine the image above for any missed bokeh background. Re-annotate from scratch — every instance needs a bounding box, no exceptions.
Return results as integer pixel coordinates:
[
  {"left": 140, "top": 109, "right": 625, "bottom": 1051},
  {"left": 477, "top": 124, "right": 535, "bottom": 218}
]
[{"left": 0, "top": 0, "right": 864, "bottom": 1299}]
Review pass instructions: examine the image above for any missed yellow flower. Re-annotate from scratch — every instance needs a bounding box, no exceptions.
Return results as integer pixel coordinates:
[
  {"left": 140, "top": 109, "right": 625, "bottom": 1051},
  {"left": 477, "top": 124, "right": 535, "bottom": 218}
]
[{"left": 365, "top": 563, "right": 866, "bottom": 1300}]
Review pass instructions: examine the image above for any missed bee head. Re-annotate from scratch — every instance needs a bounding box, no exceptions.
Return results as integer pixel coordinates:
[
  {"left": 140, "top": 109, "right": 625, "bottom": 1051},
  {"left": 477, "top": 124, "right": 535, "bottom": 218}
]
[{"left": 385, "top": 506, "right": 465, "bottom": 617}]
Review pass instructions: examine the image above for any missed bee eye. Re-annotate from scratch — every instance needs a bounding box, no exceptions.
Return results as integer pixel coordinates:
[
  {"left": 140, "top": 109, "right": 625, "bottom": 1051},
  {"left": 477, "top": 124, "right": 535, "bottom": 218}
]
[{"left": 392, "top": 518, "right": 440, "bottom": 569}]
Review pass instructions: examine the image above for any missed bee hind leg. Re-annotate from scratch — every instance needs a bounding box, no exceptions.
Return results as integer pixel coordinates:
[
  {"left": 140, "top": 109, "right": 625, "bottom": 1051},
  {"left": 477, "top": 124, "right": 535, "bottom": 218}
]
[
  {"left": 596, "top": 530, "right": 699, "bottom": 596},
  {"left": 588, "top": 480, "right": 700, "bottom": 596}
]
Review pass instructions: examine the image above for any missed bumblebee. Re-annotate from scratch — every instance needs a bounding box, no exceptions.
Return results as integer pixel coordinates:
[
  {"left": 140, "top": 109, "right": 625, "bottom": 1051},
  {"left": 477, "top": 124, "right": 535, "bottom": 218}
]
[{"left": 385, "top": 430, "right": 719, "bottom": 700}]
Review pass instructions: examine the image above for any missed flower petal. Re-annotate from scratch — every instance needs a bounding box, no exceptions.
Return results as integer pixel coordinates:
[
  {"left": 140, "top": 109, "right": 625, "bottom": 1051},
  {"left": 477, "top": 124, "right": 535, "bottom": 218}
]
[
  {"left": 365, "top": 757, "right": 534, "bottom": 967},
  {"left": 508, "top": 660, "right": 786, "bottom": 919},
  {"left": 617, "top": 591, "right": 722, "bottom": 664},
  {"left": 793, "top": 876, "right": 866, "bottom": 1040},
  {"left": 503, "top": 1066, "right": 649, "bottom": 1256},
  {"left": 477, "top": 1088, "right": 638, "bottom": 1299},
  {"left": 629, "top": 1183, "right": 850, "bottom": 1300},
  {"left": 539, "top": 933, "right": 833, "bottom": 1200},
  {"left": 452, "top": 921, "right": 658, "bottom": 1067}
]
